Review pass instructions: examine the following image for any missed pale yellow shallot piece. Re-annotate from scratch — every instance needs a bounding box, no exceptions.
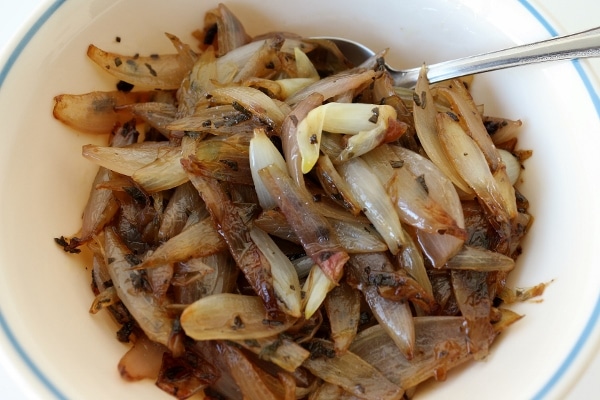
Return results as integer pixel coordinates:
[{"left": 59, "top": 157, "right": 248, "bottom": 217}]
[
  {"left": 436, "top": 112, "right": 511, "bottom": 224},
  {"left": 499, "top": 148, "right": 522, "bottom": 185},
  {"left": 445, "top": 245, "right": 515, "bottom": 272},
  {"left": 337, "top": 157, "right": 408, "bottom": 255},
  {"left": 131, "top": 135, "right": 197, "bottom": 192},
  {"left": 208, "top": 85, "right": 286, "bottom": 129},
  {"left": 436, "top": 80, "right": 518, "bottom": 220},
  {"left": 249, "top": 128, "right": 288, "bottom": 210},
  {"left": 87, "top": 33, "right": 196, "bottom": 90},
  {"left": 302, "top": 263, "right": 336, "bottom": 319},
  {"left": 436, "top": 80, "right": 502, "bottom": 173},
  {"left": 275, "top": 47, "right": 320, "bottom": 99},
  {"left": 180, "top": 293, "right": 296, "bottom": 341},
  {"left": 250, "top": 226, "right": 302, "bottom": 318},
  {"left": 135, "top": 216, "right": 226, "bottom": 270},
  {"left": 82, "top": 141, "right": 170, "bottom": 177},
  {"left": 413, "top": 66, "right": 472, "bottom": 194},
  {"left": 297, "top": 102, "right": 397, "bottom": 173}
]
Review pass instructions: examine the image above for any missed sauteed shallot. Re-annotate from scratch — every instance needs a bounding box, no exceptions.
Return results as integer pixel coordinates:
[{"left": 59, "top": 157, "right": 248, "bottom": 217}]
[{"left": 54, "top": 3, "right": 547, "bottom": 399}]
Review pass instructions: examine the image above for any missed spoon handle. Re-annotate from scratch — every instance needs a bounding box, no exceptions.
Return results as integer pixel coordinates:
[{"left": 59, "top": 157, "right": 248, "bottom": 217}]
[{"left": 393, "top": 26, "right": 600, "bottom": 88}]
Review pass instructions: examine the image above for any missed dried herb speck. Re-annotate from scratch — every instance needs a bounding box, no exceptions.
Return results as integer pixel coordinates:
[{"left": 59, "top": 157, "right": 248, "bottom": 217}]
[
  {"left": 116, "top": 80, "right": 134, "bottom": 92},
  {"left": 390, "top": 160, "right": 404, "bottom": 169},
  {"left": 145, "top": 63, "right": 157, "bottom": 77},
  {"left": 369, "top": 107, "right": 379, "bottom": 124}
]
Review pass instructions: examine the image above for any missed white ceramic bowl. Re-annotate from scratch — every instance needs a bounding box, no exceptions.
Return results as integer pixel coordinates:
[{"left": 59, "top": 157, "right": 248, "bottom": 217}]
[{"left": 0, "top": 0, "right": 599, "bottom": 399}]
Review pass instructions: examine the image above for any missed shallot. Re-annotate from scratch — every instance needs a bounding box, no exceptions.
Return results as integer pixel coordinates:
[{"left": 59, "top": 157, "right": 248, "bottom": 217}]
[{"left": 54, "top": 4, "right": 545, "bottom": 399}]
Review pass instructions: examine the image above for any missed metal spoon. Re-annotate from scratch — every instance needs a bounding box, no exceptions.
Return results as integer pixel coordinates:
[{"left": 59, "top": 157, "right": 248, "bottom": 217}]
[{"left": 317, "top": 26, "right": 600, "bottom": 88}]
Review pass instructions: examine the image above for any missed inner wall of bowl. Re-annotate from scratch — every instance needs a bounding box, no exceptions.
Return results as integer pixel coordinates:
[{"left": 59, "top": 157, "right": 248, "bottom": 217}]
[{"left": 0, "top": 0, "right": 598, "bottom": 399}]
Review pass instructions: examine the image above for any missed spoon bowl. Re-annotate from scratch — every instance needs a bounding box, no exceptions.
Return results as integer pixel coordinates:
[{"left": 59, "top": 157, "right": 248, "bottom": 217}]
[{"left": 318, "top": 26, "right": 600, "bottom": 88}]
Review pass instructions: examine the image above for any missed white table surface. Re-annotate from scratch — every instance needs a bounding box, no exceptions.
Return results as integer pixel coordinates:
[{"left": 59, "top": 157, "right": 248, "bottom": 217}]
[{"left": 0, "top": 1, "right": 599, "bottom": 399}]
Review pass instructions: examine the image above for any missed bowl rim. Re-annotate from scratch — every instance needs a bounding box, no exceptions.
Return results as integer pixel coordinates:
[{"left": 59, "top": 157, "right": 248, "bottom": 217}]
[{"left": 0, "top": 0, "right": 599, "bottom": 399}]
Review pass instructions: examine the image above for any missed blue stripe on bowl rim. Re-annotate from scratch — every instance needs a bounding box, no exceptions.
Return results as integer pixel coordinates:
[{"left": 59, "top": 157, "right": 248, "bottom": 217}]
[
  {"left": 0, "top": 2, "right": 69, "bottom": 398},
  {"left": 0, "top": 0, "right": 598, "bottom": 399}
]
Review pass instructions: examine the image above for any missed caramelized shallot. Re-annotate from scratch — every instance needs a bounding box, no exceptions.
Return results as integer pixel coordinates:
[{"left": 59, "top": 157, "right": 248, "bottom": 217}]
[{"left": 54, "top": 6, "right": 541, "bottom": 400}]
